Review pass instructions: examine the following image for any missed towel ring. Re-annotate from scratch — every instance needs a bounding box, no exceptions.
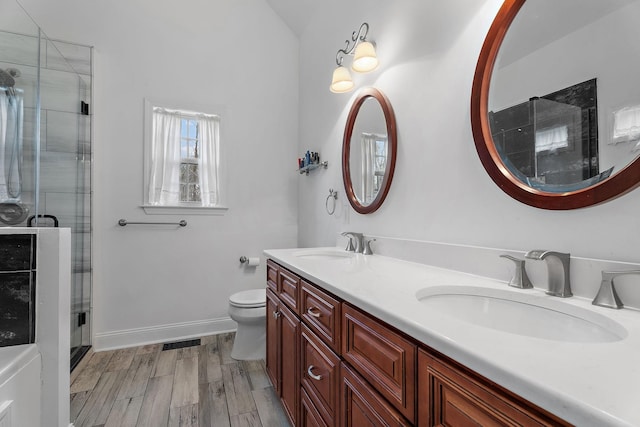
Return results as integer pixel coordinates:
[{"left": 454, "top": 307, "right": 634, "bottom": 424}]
[{"left": 326, "top": 189, "right": 338, "bottom": 215}]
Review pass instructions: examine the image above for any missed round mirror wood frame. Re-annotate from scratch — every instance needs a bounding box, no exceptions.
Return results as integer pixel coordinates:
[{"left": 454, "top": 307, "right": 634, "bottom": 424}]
[
  {"left": 342, "top": 87, "right": 397, "bottom": 214},
  {"left": 471, "top": 0, "right": 640, "bottom": 210}
]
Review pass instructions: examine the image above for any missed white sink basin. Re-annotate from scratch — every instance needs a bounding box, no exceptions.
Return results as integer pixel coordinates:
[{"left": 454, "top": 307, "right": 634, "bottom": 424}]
[
  {"left": 416, "top": 286, "right": 627, "bottom": 343},
  {"left": 292, "top": 248, "right": 356, "bottom": 261}
]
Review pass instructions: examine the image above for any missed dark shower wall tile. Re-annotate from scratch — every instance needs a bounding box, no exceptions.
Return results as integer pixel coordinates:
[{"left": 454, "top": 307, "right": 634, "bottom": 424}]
[
  {"left": 0, "top": 234, "right": 35, "bottom": 271},
  {"left": 0, "top": 271, "right": 36, "bottom": 346}
]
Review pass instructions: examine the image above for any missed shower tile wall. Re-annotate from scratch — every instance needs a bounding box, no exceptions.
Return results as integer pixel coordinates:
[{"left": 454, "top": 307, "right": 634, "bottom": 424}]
[
  {"left": 0, "top": 234, "right": 36, "bottom": 347},
  {"left": 0, "top": 30, "right": 92, "bottom": 345}
]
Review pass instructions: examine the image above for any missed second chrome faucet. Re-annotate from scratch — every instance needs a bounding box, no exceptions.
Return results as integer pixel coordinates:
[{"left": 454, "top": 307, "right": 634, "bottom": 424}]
[{"left": 525, "top": 250, "right": 572, "bottom": 297}]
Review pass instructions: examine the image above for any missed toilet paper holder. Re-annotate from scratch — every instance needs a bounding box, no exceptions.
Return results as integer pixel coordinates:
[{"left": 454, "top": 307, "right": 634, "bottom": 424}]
[{"left": 239, "top": 256, "right": 260, "bottom": 266}]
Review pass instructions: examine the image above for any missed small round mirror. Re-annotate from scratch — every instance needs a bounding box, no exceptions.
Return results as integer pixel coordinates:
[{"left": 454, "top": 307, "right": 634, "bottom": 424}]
[{"left": 342, "top": 88, "right": 397, "bottom": 214}]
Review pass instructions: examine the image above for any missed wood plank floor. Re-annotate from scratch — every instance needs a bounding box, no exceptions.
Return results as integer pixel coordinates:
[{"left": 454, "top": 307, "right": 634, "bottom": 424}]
[{"left": 70, "top": 333, "right": 290, "bottom": 427}]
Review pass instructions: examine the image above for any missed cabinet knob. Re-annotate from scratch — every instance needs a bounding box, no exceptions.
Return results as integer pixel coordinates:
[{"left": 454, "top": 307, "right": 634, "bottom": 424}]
[
  {"left": 273, "top": 310, "right": 281, "bottom": 319},
  {"left": 307, "top": 365, "right": 323, "bottom": 381},
  {"left": 307, "top": 307, "right": 322, "bottom": 318}
]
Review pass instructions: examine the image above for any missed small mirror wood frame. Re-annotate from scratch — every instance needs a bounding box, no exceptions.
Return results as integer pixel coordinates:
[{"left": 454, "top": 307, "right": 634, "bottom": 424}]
[
  {"left": 342, "top": 87, "right": 398, "bottom": 214},
  {"left": 471, "top": 0, "right": 640, "bottom": 210}
]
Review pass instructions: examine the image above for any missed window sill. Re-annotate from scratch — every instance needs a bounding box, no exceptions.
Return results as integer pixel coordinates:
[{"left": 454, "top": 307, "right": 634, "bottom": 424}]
[{"left": 141, "top": 205, "right": 228, "bottom": 215}]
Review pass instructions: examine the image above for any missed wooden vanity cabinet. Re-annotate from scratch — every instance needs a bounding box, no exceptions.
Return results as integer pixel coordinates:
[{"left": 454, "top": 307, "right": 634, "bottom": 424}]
[
  {"left": 417, "top": 349, "right": 571, "bottom": 427},
  {"left": 266, "top": 286, "right": 300, "bottom": 426},
  {"left": 266, "top": 259, "right": 570, "bottom": 427}
]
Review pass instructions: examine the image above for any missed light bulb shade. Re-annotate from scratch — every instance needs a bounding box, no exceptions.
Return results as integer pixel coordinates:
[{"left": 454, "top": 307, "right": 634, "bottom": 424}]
[
  {"left": 352, "top": 41, "right": 379, "bottom": 73},
  {"left": 330, "top": 66, "right": 354, "bottom": 93}
]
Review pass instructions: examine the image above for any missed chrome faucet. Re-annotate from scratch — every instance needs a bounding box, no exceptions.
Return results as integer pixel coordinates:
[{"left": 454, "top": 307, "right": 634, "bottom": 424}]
[
  {"left": 592, "top": 270, "right": 640, "bottom": 309},
  {"left": 525, "top": 250, "right": 572, "bottom": 297},
  {"left": 341, "top": 232, "right": 364, "bottom": 253}
]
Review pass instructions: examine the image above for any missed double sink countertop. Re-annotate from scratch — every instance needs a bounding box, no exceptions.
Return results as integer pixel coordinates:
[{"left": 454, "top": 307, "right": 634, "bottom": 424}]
[{"left": 264, "top": 247, "right": 640, "bottom": 427}]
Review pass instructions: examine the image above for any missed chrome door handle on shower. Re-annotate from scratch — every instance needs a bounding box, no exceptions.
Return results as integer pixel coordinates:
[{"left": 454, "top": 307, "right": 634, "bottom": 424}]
[
  {"left": 307, "top": 307, "right": 321, "bottom": 318},
  {"left": 307, "top": 365, "right": 323, "bottom": 381}
]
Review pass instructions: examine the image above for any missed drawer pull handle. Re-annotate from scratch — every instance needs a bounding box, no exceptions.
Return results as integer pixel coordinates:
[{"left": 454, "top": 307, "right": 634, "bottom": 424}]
[
  {"left": 307, "top": 365, "right": 323, "bottom": 381},
  {"left": 273, "top": 310, "right": 281, "bottom": 319},
  {"left": 307, "top": 307, "right": 322, "bottom": 318}
]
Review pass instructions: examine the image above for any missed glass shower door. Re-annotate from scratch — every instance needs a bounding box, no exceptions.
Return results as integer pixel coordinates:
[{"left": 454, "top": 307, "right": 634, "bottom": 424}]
[{"left": 35, "top": 34, "right": 92, "bottom": 369}]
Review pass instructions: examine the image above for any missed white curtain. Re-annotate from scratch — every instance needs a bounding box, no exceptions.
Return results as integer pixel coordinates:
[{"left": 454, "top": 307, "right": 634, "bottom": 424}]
[
  {"left": 360, "top": 133, "right": 376, "bottom": 204},
  {"left": 535, "top": 125, "right": 568, "bottom": 153},
  {"left": 197, "top": 114, "right": 220, "bottom": 206},
  {"left": 148, "top": 108, "right": 181, "bottom": 205},
  {"left": 612, "top": 105, "right": 640, "bottom": 146}
]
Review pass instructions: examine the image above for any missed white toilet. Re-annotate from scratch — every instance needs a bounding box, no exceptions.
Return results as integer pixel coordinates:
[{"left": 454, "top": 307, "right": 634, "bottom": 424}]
[{"left": 228, "top": 288, "right": 267, "bottom": 360}]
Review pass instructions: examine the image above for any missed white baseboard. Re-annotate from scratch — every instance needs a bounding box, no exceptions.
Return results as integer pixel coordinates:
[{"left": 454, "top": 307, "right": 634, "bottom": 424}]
[{"left": 93, "top": 317, "right": 237, "bottom": 351}]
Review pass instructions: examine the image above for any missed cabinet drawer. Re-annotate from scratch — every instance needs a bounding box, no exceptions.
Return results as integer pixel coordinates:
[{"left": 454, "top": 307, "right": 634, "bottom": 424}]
[
  {"left": 301, "top": 280, "right": 341, "bottom": 353},
  {"left": 266, "top": 259, "right": 279, "bottom": 293},
  {"left": 342, "top": 303, "right": 416, "bottom": 423},
  {"left": 341, "top": 363, "right": 412, "bottom": 427},
  {"left": 278, "top": 267, "right": 300, "bottom": 314},
  {"left": 301, "top": 324, "right": 340, "bottom": 426},
  {"left": 301, "top": 387, "right": 329, "bottom": 427},
  {"left": 418, "top": 349, "right": 570, "bottom": 427}
]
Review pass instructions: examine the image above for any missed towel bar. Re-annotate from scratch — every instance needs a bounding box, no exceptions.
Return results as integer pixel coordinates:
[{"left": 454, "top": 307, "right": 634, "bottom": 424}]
[{"left": 118, "top": 219, "right": 187, "bottom": 227}]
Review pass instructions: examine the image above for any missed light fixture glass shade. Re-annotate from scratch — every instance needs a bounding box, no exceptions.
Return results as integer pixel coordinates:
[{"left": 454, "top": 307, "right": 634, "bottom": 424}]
[
  {"left": 330, "top": 66, "right": 354, "bottom": 93},
  {"left": 352, "top": 41, "right": 379, "bottom": 73}
]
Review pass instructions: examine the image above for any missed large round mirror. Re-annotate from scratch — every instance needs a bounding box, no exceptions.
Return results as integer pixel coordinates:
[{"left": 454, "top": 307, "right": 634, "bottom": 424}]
[
  {"left": 342, "top": 87, "right": 397, "bottom": 214},
  {"left": 471, "top": 0, "right": 640, "bottom": 209}
]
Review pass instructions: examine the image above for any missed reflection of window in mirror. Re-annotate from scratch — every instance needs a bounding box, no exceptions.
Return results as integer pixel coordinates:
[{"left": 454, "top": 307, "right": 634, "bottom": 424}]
[
  {"left": 535, "top": 126, "right": 569, "bottom": 153},
  {"left": 360, "top": 132, "right": 387, "bottom": 203},
  {"left": 612, "top": 105, "right": 640, "bottom": 147},
  {"left": 143, "top": 100, "right": 223, "bottom": 211}
]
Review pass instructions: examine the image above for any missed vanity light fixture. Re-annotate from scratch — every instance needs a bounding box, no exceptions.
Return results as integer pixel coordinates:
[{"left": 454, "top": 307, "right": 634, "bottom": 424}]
[{"left": 330, "top": 22, "right": 379, "bottom": 93}]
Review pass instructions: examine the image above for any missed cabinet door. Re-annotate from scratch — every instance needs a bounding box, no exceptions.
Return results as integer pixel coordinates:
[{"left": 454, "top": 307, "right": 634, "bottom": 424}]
[
  {"left": 280, "top": 303, "right": 300, "bottom": 426},
  {"left": 417, "top": 349, "right": 570, "bottom": 427},
  {"left": 266, "top": 288, "right": 280, "bottom": 394},
  {"left": 301, "top": 324, "right": 340, "bottom": 426},
  {"left": 341, "top": 363, "right": 411, "bottom": 427},
  {"left": 342, "top": 303, "right": 416, "bottom": 423}
]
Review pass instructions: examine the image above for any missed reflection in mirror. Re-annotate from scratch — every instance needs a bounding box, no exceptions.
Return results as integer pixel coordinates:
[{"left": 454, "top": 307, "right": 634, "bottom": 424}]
[
  {"left": 471, "top": 0, "right": 640, "bottom": 209},
  {"left": 350, "top": 98, "right": 388, "bottom": 204},
  {"left": 489, "top": 79, "right": 607, "bottom": 192},
  {"left": 342, "top": 88, "right": 397, "bottom": 214}
]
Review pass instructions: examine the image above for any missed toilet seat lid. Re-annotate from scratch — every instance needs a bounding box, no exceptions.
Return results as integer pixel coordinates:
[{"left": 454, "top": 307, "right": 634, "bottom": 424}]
[{"left": 229, "top": 288, "right": 266, "bottom": 308}]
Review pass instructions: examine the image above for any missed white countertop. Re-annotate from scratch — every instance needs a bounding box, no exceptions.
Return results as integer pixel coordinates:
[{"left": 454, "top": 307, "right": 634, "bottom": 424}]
[{"left": 264, "top": 247, "right": 640, "bottom": 427}]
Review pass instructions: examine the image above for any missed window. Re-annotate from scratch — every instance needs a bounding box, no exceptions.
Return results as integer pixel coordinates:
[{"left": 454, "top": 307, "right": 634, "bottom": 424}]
[
  {"left": 144, "top": 101, "right": 224, "bottom": 212},
  {"left": 179, "top": 117, "right": 201, "bottom": 203}
]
